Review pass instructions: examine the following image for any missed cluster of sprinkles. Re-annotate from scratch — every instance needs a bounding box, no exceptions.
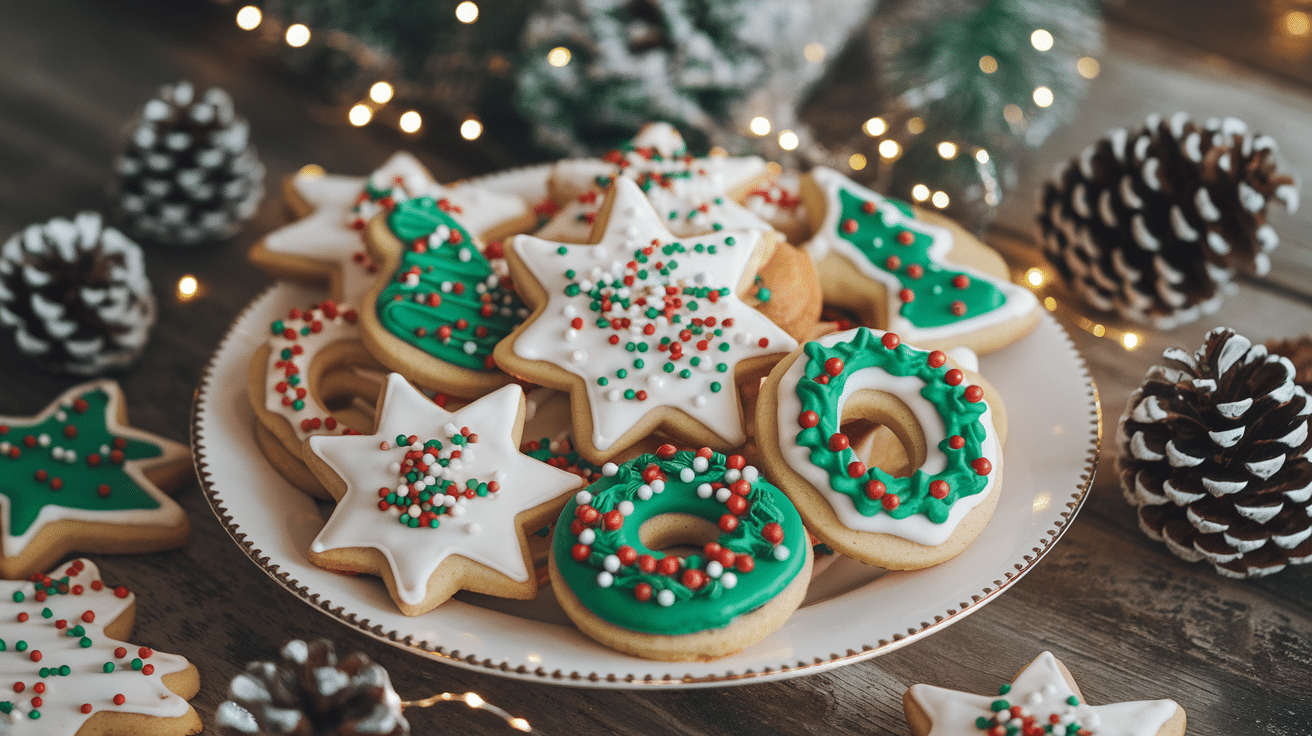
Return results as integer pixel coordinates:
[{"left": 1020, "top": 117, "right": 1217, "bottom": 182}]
[
  {"left": 0, "top": 388, "right": 163, "bottom": 540},
  {"left": 831, "top": 185, "right": 1007, "bottom": 329},
  {"left": 347, "top": 169, "right": 439, "bottom": 231},
  {"left": 974, "top": 683, "right": 1091, "bottom": 736},
  {"left": 565, "top": 445, "right": 794, "bottom": 608},
  {"left": 520, "top": 437, "right": 604, "bottom": 484},
  {"left": 793, "top": 329, "right": 992, "bottom": 521},
  {"left": 266, "top": 300, "right": 364, "bottom": 438},
  {"left": 0, "top": 559, "right": 190, "bottom": 728},
  {"left": 376, "top": 197, "right": 528, "bottom": 371},
  {"left": 376, "top": 425, "right": 505, "bottom": 531}
]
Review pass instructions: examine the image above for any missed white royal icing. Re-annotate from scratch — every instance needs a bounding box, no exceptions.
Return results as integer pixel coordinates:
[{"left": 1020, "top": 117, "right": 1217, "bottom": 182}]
[
  {"left": 906, "top": 651, "right": 1179, "bottom": 736},
  {"left": 263, "top": 302, "right": 373, "bottom": 442},
  {"left": 509, "top": 178, "right": 796, "bottom": 453},
  {"left": 773, "top": 329, "right": 999, "bottom": 546},
  {"left": 803, "top": 167, "right": 1038, "bottom": 345},
  {"left": 0, "top": 559, "right": 194, "bottom": 733},
  {"left": 308, "top": 374, "right": 582, "bottom": 606}
]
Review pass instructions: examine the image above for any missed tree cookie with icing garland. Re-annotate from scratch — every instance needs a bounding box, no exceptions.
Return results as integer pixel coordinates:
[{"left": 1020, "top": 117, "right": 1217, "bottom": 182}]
[
  {"left": 800, "top": 166, "right": 1040, "bottom": 354},
  {"left": 0, "top": 558, "right": 202, "bottom": 735},
  {"left": 549, "top": 445, "right": 811, "bottom": 661},
  {"left": 755, "top": 327, "right": 1006, "bottom": 569},
  {"left": 0, "top": 381, "right": 191, "bottom": 580},
  {"left": 903, "top": 650, "right": 1185, "bottom": 736},
  {"left": 305, "top": 373, "right": 584, "bottom": 616},
  {"left": 495, "top": 176, "right": 798, "bottom": 465}
]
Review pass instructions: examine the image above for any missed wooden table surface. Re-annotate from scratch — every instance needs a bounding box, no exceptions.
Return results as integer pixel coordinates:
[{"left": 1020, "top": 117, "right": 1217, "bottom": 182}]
[{"left": 2, "top": 2, "right": 1310, "bottom": 733}]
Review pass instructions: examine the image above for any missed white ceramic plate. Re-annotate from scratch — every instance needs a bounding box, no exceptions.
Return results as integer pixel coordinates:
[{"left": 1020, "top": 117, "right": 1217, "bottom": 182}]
[{"left": 194, "top": 279, "right": 1099, "bottom": 688}]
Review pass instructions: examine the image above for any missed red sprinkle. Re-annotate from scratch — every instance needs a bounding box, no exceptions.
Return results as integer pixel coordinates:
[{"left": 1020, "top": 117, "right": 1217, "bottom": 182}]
[
  {"left": 798, "top": 410, "right": 819, "bottom": 428},
  {"left": 945, "top": 369, "right": 964, "bottom": 386},
  {"left": 972, "top": 458, "right": 993, "bottom": 476},
  {"left": 824, "top": 357, "right": 844, "bottom": 376},
  {"left": 865, "top": 480, "right": 886, "bottom": 500},
  {"left": 634, "top": 583, "right": 653, "bottom": 602},
  {"left": 828, "top": 433, "right": 850, "bottom": 452},
  {"left": 881, "top": 332, "right": 900, "bottom": 350},
  {"left": 952, "top": 274, "right": 971, "bottom": 289},
  {"left": 899, "top": 288, "right": 915, "bottom": 303},
  {"left": 762, "top": 522, "right": 784, "bottom": 544},
  {"left": 656, "top": 556, "right": 680, "bottom": 576},
  {"left": 948, "top": 435, "right": 965, "bottom": 450},
  {"left": 719, "top": 514, "right": 739, "bottom": 532},
  {"left": 571, "top": 544, "right": 591, "bottom": 562},
  {"left": 929, "top": 480, "right": 950, "bottom": 499},
  {"left": 964, "top": 385, "right": 984, "bottom": 402},
  {"left": 847, "top": 461, "right": 867, "bottom": 478},
  {"left": 841, "top": 218, "right": 859, "bottom": 234},
  {"left": 113, "top": 694, "right": 126, "bottom": 706},
  {"left": 927, "top": 350, "right": 947, "bottom": 368},
  {"left": 882, "top": 494, "right": 901, "bottom": 511},
  {"left": 897, "top": 230, "right": 915, "bottom": 245}
]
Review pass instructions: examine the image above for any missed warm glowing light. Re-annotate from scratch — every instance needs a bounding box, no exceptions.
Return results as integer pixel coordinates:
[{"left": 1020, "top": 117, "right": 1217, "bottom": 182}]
[
  {"left": 931, "top": 191, "right": 950, "bottom": 208},
  {"left": 297, "top": 163, "right": 325, "bottom": 179},
  {"left": 1092, "top": 324, "right": 1106, "bottom": 337},
  {"left": 348, "top": 104, "right": 372, "bottom": 126},
  {"left": 400, "top": 111, "right": 424, "bottom": 133},
  {"left": 708, "top": 146, "right": 728, "bottom": 157},
  {"left": 1122, "top": 333, "right": 1141, "bottom": 350},
  {"left": 937, "top": 141, "right": 958, "bottom": 159},
  {"left": 1044, "top": 296, "right": 1057, "bottom": 311},
  {"left": 906, "top": 117, "right": 925, "bottom": 134},
  {"left": 235, "top": 6, "right": 261, "bottom": 30},
  {"left": 510, "top": 718, "right": 532, "bottom": 732},
  {"left": 1026, "top": 268, "right": 1045, "bottom": 287},
  {"left": 1287, "top": 11, "right": 1312, "bottom": 36},
  {"left": 1077, "top": 56, "right": 1101, "bottom": 79},
  {"left": 863, "top": 117, "right": 887, "bottom": 136},
  {"left": 1031, "top": 29, "right": 1054, "bottom": 51},
  {"left": 803, "top": 42, "right": 826, "bottom": 63},
  {"left": 878, "top": 139, "right": 900, "bottom": 159},
  {"left": 464, "top": 693, "right": 485, "bottom": 708},
  {"left": 749, "top": 116, "right": 771, "bottom": 135},
  {"left": 1003, "top": 104, "right": 1025, "bottom": 125},
  {"left": 848, "top": 153, "right": 867, "bottom": 171},
  {"left": 459, "top": 117, "right": 482, "bottom": 140},
  {"left": 285, "top": 23, "right": 311, "bottom": 47},
  {"left": 455, "top": 1, "right": 480, "bottom": 23},
  {"left": 976, "top": 148, "right": 990, "bottom": 164},
  {"left": 369, "top": 82, "right": 394, "bottom": 104},
  {"left": 1033, "top": 86, "right": 1054, "bottom": 107},
  {"left": 979, "top": 55, "right": 998, "bottom": 74},
  {"left": 911, "top": 184, "right": 930, "bottom": 202},
  {"left": 778, "top": 130, "right": 799, "bottom": 151},
  {"left": 177, "top": 275, "right": 198, "bottom": 299},
  {"left": 547, "top": 47, "right": 571, "bottom": 67}
]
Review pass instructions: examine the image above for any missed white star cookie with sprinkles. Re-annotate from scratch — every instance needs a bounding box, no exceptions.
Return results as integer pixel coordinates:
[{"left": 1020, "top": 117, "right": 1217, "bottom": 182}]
[
  {"left": 497, "top": 177, "right": 797, "bottom": 463},
  {"left": 305, "top": 373, "right": 584, "bottom": 616},
  {"left": 800, "top": 166, "right": 1040, "bottom": 354},
  {"left": 0, "top": 381, "right": 191, "bottom": 580},
  {"left": 903, "top": 651, "right": 1185, "bottom": 736},
  {"left": 0, "top": 558, "right": 201, "bottom": 735}
]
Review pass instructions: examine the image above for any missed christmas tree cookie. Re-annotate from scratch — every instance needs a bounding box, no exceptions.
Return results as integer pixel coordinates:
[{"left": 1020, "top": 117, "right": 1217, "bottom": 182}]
[
  {"left": 0, "top": 558, "right": 201, "bottom": 734},
  {"left": 800, "top": 166, "right": 1040, "bottom": 354},
  {"left": 0, "top": 382, "right": 190, "bottom": 579},
  {"left": 903, "top": 651, "right": 1185, "bottom": 736}
]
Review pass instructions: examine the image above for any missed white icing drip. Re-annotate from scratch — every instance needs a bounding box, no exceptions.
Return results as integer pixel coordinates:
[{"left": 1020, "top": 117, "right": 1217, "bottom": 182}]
[
  {"left": 1246, "top": 455, "right": 1285, "bottom": 479},
  {"left": 1216, "top": 398, "right": 1252, "bottom": 418},
  {"left": 1208, "top": 426, "right": 1245, "bottom": 447},
  {"left": 1131, "top": 214, "right": 1160, "bottom": 250},
  {"left": 1165, "top": 440, "right": 1205, "bottom": 467},
  {"left": 1202, "top": 476, "right": 1248, "bottom": 494}
]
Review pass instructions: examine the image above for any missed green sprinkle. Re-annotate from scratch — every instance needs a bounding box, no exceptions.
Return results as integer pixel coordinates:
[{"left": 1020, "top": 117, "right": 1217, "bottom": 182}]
[
  {"left": 15, "top": 641, "right": 26, "bottom": 652},
  {"left": 103, "top": 663, "right": 115, "bottom": 673},
  {"left": 663, "top": 363, "right": 675, "bottom": 373},
  {"left": 716, "top": 363, "right": 728, "bottom": 372},
  {"left": 1066, "top": 696, "right": 1079, "bottom": 706},
  {"left": 976, "top": 717, "right": 991, "bottom": 729},
  {"left": 710, "top": 382, "right": 722, "bottom": 393},
  {"left": 597, "top": 377, "right": 608, "bottom": 386},
  {"left": 291, "top": 399, "right": 304, "bottom": 411},
  {"left": 724, "top": 236, "right": 736, "bottom": 246},
  {"left": 718, "top": 342, "right": 730, "bottom": 352},
  {"left": 623, "top": 389, "right": 636, "bottom": 400},
  {"left": 556, "top": 246, "right": 568, "bottom": 255},
  {"left": 990, "top": 700, "right": 1009, "bottom": 712},
  {"left": 633, "top": 359, "right": 645, "bottom": 369},
  {"left": 616, "top": 369, "right": 628, "bottom": 379},
  {"left": 679, "top": 369, "right": 692, "bottom": 379},
  {"left": 11, "top": 593, "right": 22, "bottom": 603},
  {"left": 999, "top": 684, "right": 1011, "bottom": 695},
  {"left": 58, "top": 665, "right": 70, "bottom": 676}
]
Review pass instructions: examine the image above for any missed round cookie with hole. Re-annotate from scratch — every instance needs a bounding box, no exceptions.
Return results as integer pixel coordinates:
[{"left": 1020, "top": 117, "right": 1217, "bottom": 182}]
[{"left": 755, "top": 327, "right": 1006, "bottom": 570}]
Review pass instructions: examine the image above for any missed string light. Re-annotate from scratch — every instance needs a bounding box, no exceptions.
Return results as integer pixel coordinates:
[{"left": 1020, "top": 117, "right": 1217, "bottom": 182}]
[
  {"left": 979, "top": 55, "right": 998, "bottom": 74},
  {"left": 455, "top": 1, "right": 480, "bottom": 24},
  {"left": 1033, "top": 86, "right": 1054, "bottom": 108},
  {"left": 848, "top": 153, "right": 867, "bottom": 171},
  {"left": 399, "top": 111, "right": 423, "bottom": 133},
  {"left": 878, "top": 139, "right": 900, "bottom": 159},
  {"left": 1025, "top": 268, "right": 1045, "bottom": 287},
  {"left": 906, "top": 117, "right": 925, "bottom": 134},
  {"left": 547, "top": 47, "right": 571, "bottom": 67},
  {"left": 778, "top": 129, "right": 799, "bottom": 151},
  {"left": 285, "top": 24, "right": 311, "bottom": 47},
  {"left": 176, "top": 275, "right": 199, "bottom": 301},
  {"left": 1003, "top": 104, "right": 1025, "bottom": 125},
  {"left": 370, "top": 82, "right": 394, "bottom": 104},
  {"left": 803, "top": 42, "right": 826, "bottom": 63},
  {"left": 459, "top": 117, "right": 482, "bottom": 140},
  {"left": 863, "top": 117, "right": 887, "bottom": 136},
  {"left": 348, "top": 104, "right": 372, "bottom": 126},
  {"left": 1123, "top": 333, "right": 1141, "bottom": 350},
  {"left": 1286, "top": 11, "right": 1312, "bottom": 36},
  {"left": 937, "top": 141, "right": 958, "bottom": 159},
  {"left": 749, "top": 116, "right": 771, "bottom": 135},
  {"left": 402, "top": 691, "right": 531, "bottom": 732},
  {"left": 930, "top": 191, "right": 950, "bottom": 208},
  {"left": 1031, "top": 29, "right": 1054, "bottom": 51},
  {"left": 975, "top": 148, "right": 990, "bottom": 164},
  {"left": 1018, "top": 259, "right": 1144, "bottom": 352},
  {"left": 235, "top": 6, "right": 261, "bottom": 31},
  {"left": 911, "top": 184, "right": 930, "bottom": 202},
  {"left": 1076, "top": 56, "right": 1100, "bottom": 79}
]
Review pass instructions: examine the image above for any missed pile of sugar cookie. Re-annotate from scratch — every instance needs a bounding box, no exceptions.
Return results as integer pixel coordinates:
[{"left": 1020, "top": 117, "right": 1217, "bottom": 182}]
[{"left": 245, "top": 123, "right": 1043, "bottom": 662}]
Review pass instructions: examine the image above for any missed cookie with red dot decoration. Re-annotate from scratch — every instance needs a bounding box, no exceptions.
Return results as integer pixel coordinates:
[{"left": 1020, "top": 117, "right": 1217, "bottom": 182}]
[
  {"left": 755, "top": 327, "right": 1008, "bottom": 569},
  {"left": 0, "top": 381, "right": 190, "bottom": 580},
  {"left": 0, "top": 558, "right": 201, "bottom": 734},
  {"left": 903, "top": 651, "right": 1185, "bottom": 736},
  {"left": 798, "top": 166, "right": 1040, "bottom": 354}
]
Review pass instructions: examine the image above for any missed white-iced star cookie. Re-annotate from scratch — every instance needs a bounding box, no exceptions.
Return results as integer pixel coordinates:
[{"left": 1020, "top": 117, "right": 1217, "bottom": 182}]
[{"left": 305, "top": 373, "right": 584, "bottom": 616}]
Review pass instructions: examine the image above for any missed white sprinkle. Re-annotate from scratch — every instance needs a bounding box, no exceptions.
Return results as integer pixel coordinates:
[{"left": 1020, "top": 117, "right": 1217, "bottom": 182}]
[
  {"left": 37, "top": 434, "right": 50, "bottom": 448},
  {"left": 656, "top": 589, "right": 675, "bottom": 607},
  {"left": 721, "top": 572, "right": 738, "bottom": 589},
  {"left": 773, "top": 545, "right": 790, "bottom": 561},
  {"left": 706, "top": 561, "right": 723, "bottom": 578},
  {"left": 596, "top": 571, "right": 614, "bottom": 588},
  {"left": 618, "top": 500, "right": 635, "bottom": 516},
  {"left": 603, "top": 555, "right": 621, "bottom": 573},
  {"left": 693, "top": 456, "right": 709, "bottom": 473},
  {"left": 464, "top": 522, "right": 480, "bottom": 535},
  {"left": 578, "top": 528, "right": 596, "bottom": 544},
  {"left": 697, "top": 483, "right": 713, "bottom": 498},
  {"left": 575, "top": 490, "right": 592, "bottom": 505},
  {"left": 725, "top": 469, "right": 741, "bottom": 482},
  {"left": 637, "top": 485, "right": 653, "bottom": 500},
  {"left": 602, "top": 462, "right": 618, "bottom": 477},
  {"left": 715, "top": 488, "right": 732, "bottom": 502}
]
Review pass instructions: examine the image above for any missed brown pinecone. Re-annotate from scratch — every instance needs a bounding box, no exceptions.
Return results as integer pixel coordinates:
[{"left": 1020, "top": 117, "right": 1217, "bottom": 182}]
[
  {"left": 114, "top": 80, "right": 264, "bottom": 246},
  {"left": 1039, "top": 113, "right": 1298, "bottom": 328},
  {"left": 1267, "top": 336, "right": 1312, "bottom": 394},
  {"left": 0, "top": 211, "right": 155, "bottom": 375},
  {"left": 216, "top": 639, "right": 409, "bottom": 736},
  {"left": 1119, "top": 327, "right": 1312, "bottom": 578}
]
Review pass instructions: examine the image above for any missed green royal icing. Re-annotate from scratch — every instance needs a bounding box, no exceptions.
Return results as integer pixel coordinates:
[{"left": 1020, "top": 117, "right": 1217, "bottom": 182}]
[
  {"left": 0, "top": 389, "right": 162, "bottom": 537},
  {"left": 794, "top": 328, "right": 989, "bottom": 522},
  {"left": 834, "top": 188, "right": 1007, "bottom": 328},
  {"left": 376, "top": 197, "right": 526, "bottom": 371},
  {"left": 552, "top": 449, "right": 808, "bottom": 635}
]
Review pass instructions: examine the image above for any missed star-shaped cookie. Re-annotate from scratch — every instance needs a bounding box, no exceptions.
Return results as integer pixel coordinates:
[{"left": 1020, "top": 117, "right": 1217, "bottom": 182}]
[
  {"left": 0, "top": 381, "right": 191, "bottom": 579},
  {"left": 903, "top": 651, "right": 1186, "bottom": 736},
  {"left": 305, "top": 373, "right": 583, "bottom": 616},
  {"left": 496, "top": 176, "right": 797, "bottom": 462}
]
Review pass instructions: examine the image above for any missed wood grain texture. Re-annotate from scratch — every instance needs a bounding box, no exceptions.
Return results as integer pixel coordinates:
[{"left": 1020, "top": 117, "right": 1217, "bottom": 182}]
[{"left": 2, "top": 1, "right": 1311, "bottom": 733}]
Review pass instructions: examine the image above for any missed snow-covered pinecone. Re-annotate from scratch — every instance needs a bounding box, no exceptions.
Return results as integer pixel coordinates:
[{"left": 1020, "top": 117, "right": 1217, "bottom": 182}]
[
  {"left": 114, "top": 80, "right": 264, "bottom": 246},
  {"left": 216, "top": 639, "right": 408, "bottom": 736},
  {"left": 1119, "top": 327, "right": 1312, "bottom": 578},
  {"left": 0, "top": 212, "right": 155, "bottom": 375},
  {"left": 1039, "top": 113, "right": 1299, "bottom": 328},
  {"left": 1267, "top": 336, "right": 1312, "bottom": 393}
]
